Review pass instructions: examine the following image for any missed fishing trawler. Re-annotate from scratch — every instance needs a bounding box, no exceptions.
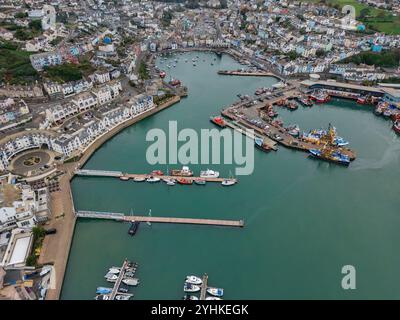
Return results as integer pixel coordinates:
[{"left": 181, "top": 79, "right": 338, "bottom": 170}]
[
  {"left": 254, "top": 137, "right": 272, "bottom": 152},
  {"left": 210, "top": 116, "right": 226, "bottom": 128},
  {"left": 194, "top": 179, "right": 206, "bottom": 185},
  {"left": 309, "top": 147, "right": 350, "bottom": 166},
  {"left": 170, "top": 166, "right": 193, "bottom": 176},
  {"left": 119, "top": 175, "right": 129, "bottom": 181}
]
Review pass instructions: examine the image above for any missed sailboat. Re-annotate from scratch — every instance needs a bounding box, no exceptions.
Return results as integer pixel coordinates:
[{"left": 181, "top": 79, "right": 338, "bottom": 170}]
[
  {"left": 221, "top": 170, "right": 237, "bottom": 186},
  {"left": 147, "top": 209, "right": 152, "bottom": 227}
]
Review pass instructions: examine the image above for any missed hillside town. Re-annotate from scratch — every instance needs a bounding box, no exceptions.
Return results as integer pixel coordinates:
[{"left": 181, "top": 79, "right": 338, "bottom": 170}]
[{"left": 0, "top": 0, "right": 399, "bottom": 301}]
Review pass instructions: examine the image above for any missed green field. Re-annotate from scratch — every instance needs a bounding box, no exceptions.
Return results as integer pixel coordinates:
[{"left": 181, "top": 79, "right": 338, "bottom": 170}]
[{"left": 303, "top": 0, "right": 400, "bottom": 34}]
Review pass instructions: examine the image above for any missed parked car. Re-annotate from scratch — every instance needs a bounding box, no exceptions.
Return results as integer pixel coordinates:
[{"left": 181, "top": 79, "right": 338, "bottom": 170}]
[{"left": 45, "top": 228, "right": 57, "bottom": 235}]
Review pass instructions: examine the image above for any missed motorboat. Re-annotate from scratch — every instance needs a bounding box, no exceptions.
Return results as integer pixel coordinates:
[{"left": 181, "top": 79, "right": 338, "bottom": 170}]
[
  {"left": 119, "top": 176, "right": 129, "bottom": 181},
  {"left": 194, "top": 179, "right": 206, "bottom": 185},
  {"left": 133, "top": 177, "right": 146, "bottom": 182},
  {"left": 151, "top": 170, "right": 164, "bottom": 176},
  {"left": 206, "top": 296, "right": 223, "bottom": 300},
  {"left": 185, "top": 275, "right": 202, "bottom": 285},
  {"left": 221, "top": 179, "right": 236, "bottom": 186},
  {"left": 104, "top": 273, "right": 118, "bottom": 280},
  {"left": 210, "top": 116, "right": 226, "bottom": 128},
  {"left": 165, "top": 179, "right": 176, "bottom": 186},
  {"left": 122, "top": 278, "right": 140, "bottom": 286},
  {"left": 206, "top": 287, "right": 224, "bottom": 297},
  {"left": 115, "top": 294, "right": 133, "bottom": 300},
  {"left": 170, "top": 166, "right": 193, "bottom": 176},
  {"left": 108, "top": 267, "right": 120, "bottom": 274},
  {"left": 146, "top": 176, "right": 161, "bottom": 183},
  {"left": 183, "top": 295, "right": 199, "bottom": 300},
  {"left": 95, "top": 294, "right": 109, "bottom": 300},
  {"left": 96, "top": 287, "right": 112, "bottom": 294},
  {"left": 177, "top": 178, "right": 193, "bottom": 185},
  {"left": 200, "top": 169, "right": 219, "bottom": 178},
  {"left": 393, "top": 120, "right": 400, "bottom": 134},
  {"left": 183, "top": 283, "right": 200, "bottom": 293}
]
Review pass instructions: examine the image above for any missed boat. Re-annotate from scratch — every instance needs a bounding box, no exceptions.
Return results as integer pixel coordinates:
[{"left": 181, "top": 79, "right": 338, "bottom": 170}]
[
  {"left": 133, "top": 177, "right": 146, "bottom": 182},
  {"left": 255, "top": 88, "right": 263, "bottom": 95},
  {"left": 164, "top": 178, "right": 176, "bottom": 186},
  {"left": 119, "top": 175, "right": 129, "bottom": 181},
  {"left": 146, "top": 176, "right": 161, "bottom": 183},
  {"left": 159, "top": 71, "right": 166, "bottom": 78},
  {"left": 298, "top": 96, "right": 313, "bottom": 107},
  {"left": 115, "top": 294, "right": 132, "bottom": 300},
  {"left": 39, "top": 266, "right": 52, "bottom": 277},
  {"left": 334, "top": 137, "right": 349, "bottom": 147},
  {"left": 309, "top": 91, "right": 330, "bottom": 103},
  {"left": 95, "top": 294, "right": 109, "bottom": 300},
  {"left": 169, "top": 79, "right": 181, "bottom": 87},
  {"left": 254, "top": 137, "right": 272, "bottom": 152},
  {"left": 194, "top": 179, "right": 206, "bottom": 185},
  {"left": 183, "top": 295, "right": 199, "bottom": 300},
  {"left": 183, "top": 283, "right": 200, "bottom": 293},
  {"left": 128, "top": 221, "right": 140, "bottom": 236},
  {"left": 272, "top": 81, "right": 286, "bottom": 89},
  {"left": 104, "top": 272, "right": 119, "bottom": 280},
  {"left": 122, "top": 278, "right": 140, "bottom": 286},
  {"left": 170, "top": 166, "right": 193, "bottom": 177},
  {"left": 177, "top": 178, "right": 193, "bottom": 185},
  {"left": 96, "top": 287, "right": 112, "bottom": 294},
  {"left": 200, "top": 169, "right": 219, "bottom": 178},
  {"left": 206, "top": 296, "right": 223, "bottom": 300},
  {"left": 309, "top": 148, "right": 350, "bottom": 166},
  {"left": 206, "top": 287, "right": 224, "bottom": 297},
  {"left": 357, "top": 96, "right": 366, "bottom": 104},
  {"left": 393, "top": 120, "right": 400, "bottom": 134},
  {"left": 286, "top": 124, "right": 300, "bottom": 137},
  {"left": 185, "top": 275, "right": 202, "bottom": 285},
  {"left": 221, "top": 179, "right": 236, "bottom": 186},
  {"left": 108, "top": 267, "right": 120, "bottom": 274},
  {"left": 383, "top": 109, "right": 392, "bottom": 117},
  {"left": 151, "top": 170, "right": 164, "bottom": 176},
  {"left": 210, "top": 116, "right": 226, "bottom": 128}
]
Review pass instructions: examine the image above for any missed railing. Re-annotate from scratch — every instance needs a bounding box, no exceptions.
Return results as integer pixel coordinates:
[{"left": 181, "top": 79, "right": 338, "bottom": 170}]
[
  {"left": 76, "top": 210, "right": 125, "bottom": 221},
  {"left": 74, "top": 169, "right": 122, "bottom": 177}
]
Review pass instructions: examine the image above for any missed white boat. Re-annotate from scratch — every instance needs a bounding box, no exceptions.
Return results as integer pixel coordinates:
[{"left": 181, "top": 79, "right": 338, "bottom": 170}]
[
  {"left": 108, "top": 267, "right": 120, "bottom": 274},
  {"left": 122, "top": 278, "right": 140, "bottom": 286},
  {"left": 206, "top": 287, "right": 224, "bottom": 297},
  {"left": 165, "top": 179, "right": 176, "bottom": 186},
  {"left": 206, "top": 296, "right": 223, "bottom": 300},
  {"left": 146, "top": 176, "right": 160, "bottom": 183},
  {"left": 40, "top": 266, "right": 52, "bottom": 277},
  {"left": 95, "top": 294, "right": 109, "bottom": 300},
  {"left": 115, "top": 294, "right": 133, "bottom": 300},
  {"left": 221, "top": 179, "right": 236, "bottom": 186},
  {"left": 184, "top": 295, "right": 199, "bottom": 300},
  {"left": 184, "top": 283, "right": 200, "bottom": 293},
  {"left": 185, "top": 275, "right": 202, "bottom": 285},
  {"left": 104, "top": 273, "right": 118, "bottom": 280},
  {"left": 200, "top": 169, "right": 219, "bottom": 178},
  {"left": 272, "top": 81, "right": 287, "bottom": 89},
  {"left": 133, "top": 177, "right": 146, "bottom": 182}
]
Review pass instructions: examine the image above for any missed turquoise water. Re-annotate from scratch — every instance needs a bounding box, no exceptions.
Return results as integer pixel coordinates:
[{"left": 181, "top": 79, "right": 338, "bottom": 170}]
[{"left": 61, "top": 52, "right": 400, "bottom": 300}]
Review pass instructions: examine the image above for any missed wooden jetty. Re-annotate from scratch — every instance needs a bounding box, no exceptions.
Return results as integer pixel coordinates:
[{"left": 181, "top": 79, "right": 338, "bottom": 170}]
[
  {"left": 200, "top": 274, "right": 208, "bottom": 300},
  {"left": 76, "top": 211, "right": 244, "bottom": 228}
]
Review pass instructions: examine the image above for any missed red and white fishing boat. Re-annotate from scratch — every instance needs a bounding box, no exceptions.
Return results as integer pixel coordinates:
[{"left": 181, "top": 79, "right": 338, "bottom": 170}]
[
  {"left": 177, "top": 178, "right": 193, "bottom": 185},
  {"left": 210, "top": 116, "right": 226, "bottom": 128},
  {"left": 151, "top": 170, "right": 164, "bottom": 176},
  {"left": 309, "top": 91, "right": 330, "bottom": 103}
]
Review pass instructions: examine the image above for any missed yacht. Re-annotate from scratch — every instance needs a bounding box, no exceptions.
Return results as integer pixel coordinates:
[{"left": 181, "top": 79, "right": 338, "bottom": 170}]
[
  {"left": 206, "top": 287, "right": 224, "bottom": 297},
  {"left": 146, "top": 176, "right": 161, "bottom": 183},
  {"left": 194, "top": 179, "right": 206, "bottom": 185},
  {"left": 115, "top": 294, "right": 132, "bottom": 300},
  {"left": 221, "top": 179, "right": 236, "bottom": 186},
  {"left": 122, "top": 278, "right": 140, "bottom": 286},
  {"left": 95, "top": 294, "right": 109, "bottom": 300},
  {"left": 104, "top": 273, "right": 118, "bottom": 280},
  {"left": 185, "top": 275, "right": 202, "bottom": 285},
  {"left": 200, "top": 169, "right": 219, "bottom": 178},
  {"left": 165, "top": 179, "right": 176, "bottom": 186},
  {"left": 96, "top": 287, "right": 112, "bottom": 294},
  {"left": 108, "top": 267, "right": 120, "bottom": 274},
  {"left": 183, "top": 283, "right": 200, "bottom": 293}
]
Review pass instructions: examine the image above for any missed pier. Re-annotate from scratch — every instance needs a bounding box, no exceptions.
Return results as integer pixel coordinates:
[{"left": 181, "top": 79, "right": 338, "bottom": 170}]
[
  {"left": 200, "top": 274, "right": 208, "bottom": 300},
  {"left": 109, "top": 259, "right": 129, "bottom": 300},
  {"left": 76, "top": 210, "right": 244, "bottom": 228},
  {"left": 218, "top": 70, "right": 280, "bottom": 78},
  {"left": 75, "top": 169, "right": 237, "bottom": 184}
]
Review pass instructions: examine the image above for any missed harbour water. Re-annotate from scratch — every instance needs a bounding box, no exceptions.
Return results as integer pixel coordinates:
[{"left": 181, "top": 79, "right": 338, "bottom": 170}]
[{"left": 61, "top": 52, "right": 400, "bottom": 299}]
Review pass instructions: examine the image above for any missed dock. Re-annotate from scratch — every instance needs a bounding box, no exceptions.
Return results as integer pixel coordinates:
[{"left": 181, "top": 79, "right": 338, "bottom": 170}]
[
  {"left": 75, "top": 169, "right": 237, "bottom": 184},
  {"left": 199, "top": 274, "right": 208, "bottom": 300},
  {"left": 218, "top": 70, "right": 280, "bottom": 78},
  {"left": 76, "top": 210, "right": 244, "bottom": 228},
  {"left": 109, "top": 259, "right": 129, "bottom": 300}
]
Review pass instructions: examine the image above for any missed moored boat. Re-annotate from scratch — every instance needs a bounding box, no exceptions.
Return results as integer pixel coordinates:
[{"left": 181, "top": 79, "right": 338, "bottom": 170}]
[
  {"left": 146, "top": 176, "right": 161, "bottom": 183},
  {"left": 122, "top": 278, "right": 140, "bottom": 286},
  {"left": 185, "top": 275, "right": 202, "bottom": 285},
  {"left": 96, "top": 287, "right": 112, "bottom": 294},
  {"left": 119, "top": 175, "right": 129, "bottom": 181},
  {"left": 183, "top": 283, "right": 200, "bottom": 293},
  {"left": 128, "top": 221, "right": 140, "bottom": 236},
  {"left": 115, "top": 294, "right": 133, "bottom": 300},
  {"left": 254, "top": 137, "right": 271, "bottom": 152},
  {"left": 159, "top": 71, "right": 166, "bottom": 78},
  {"left": 309, "top": 148, "right": 350, "bottom": 166},
  {"left": 151, "top": 170, "right": 164, "bottom": 176},
  {"left": 210, "top": 116, "right": 226, "bottom": 128},
  {"left": 206, "top": 287, "right": 224, "bottom": 297},
  {"left": 170, "top": 166, "right": 193, "bottom": 177},
  {"left": 133, "top": 177, "right": 146, "bottom": 182},
  {"left": 95, "top": 294, "right": 109, "bottom": 300},
  {"left": 200, "top": 169, "right": 219, "bottom": 178},
  {"left": 221, "top": 179, "right": 236, "bottom": 186},
  {"left": 194, "top": 179, "right": 206, "bottom": 185},
  {"left": 177, "top": 178, "right": 193, "bottom": 185},
  {"left": 108, "top": 267, "right": 120, "bottom": 274}
]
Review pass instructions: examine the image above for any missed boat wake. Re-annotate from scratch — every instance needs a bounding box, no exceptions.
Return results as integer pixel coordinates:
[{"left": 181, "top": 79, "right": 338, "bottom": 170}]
[{"left": 350, "top": 142, "right": 400, "bottom": 171}]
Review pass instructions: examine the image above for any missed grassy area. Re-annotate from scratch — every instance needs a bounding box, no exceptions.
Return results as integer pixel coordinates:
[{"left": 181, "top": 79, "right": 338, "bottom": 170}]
[
  {"left": 138, "top": 61, "right": 150, "bottom": 80},
  {"left": 341, "top": 49, "right": 400, "bottom": 68},
  {"left": 26, "top": 226, "right": 46, "bottom": 267},
  {"left": 303, "top": 0, "right": 400, "bottom": 34},
  {"left": 44, "top": 57, "right": 95, "bottom": 83},
  {"left": 0, "top": 41, "right": 39, "bottom": 84}
]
